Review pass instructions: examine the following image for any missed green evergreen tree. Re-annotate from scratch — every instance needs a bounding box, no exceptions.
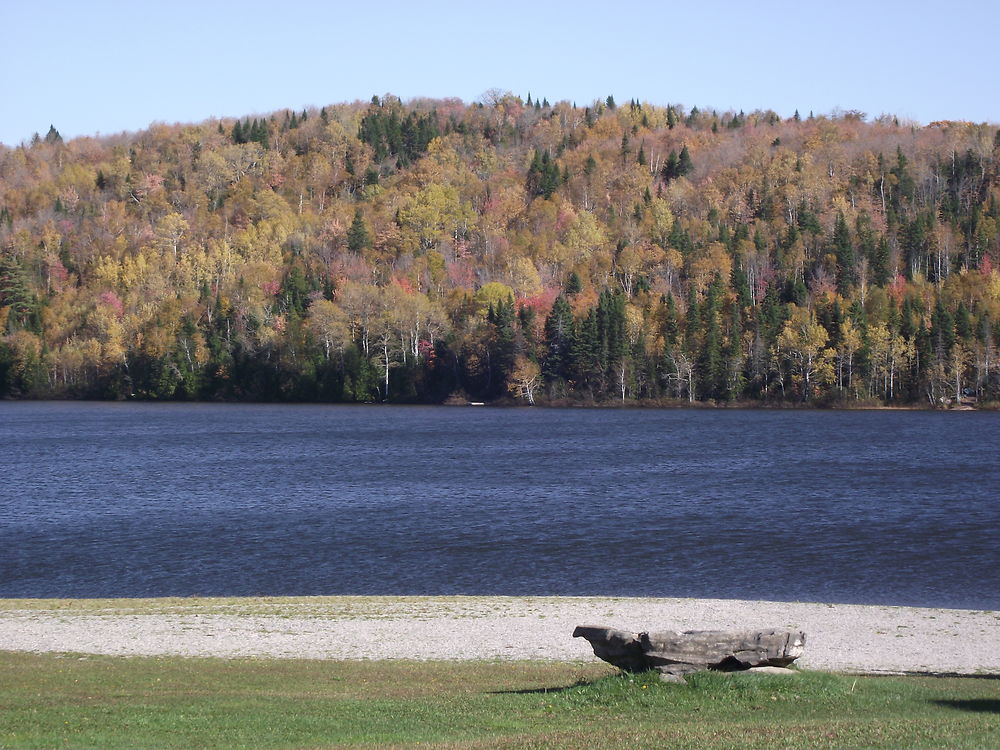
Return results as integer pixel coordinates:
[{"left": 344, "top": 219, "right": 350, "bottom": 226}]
[
  {"left": 597, "top": 289, "right": 627, "bottom": 387},
  {"left": 570, "top": 307, "right": 601, "bottom": 395},
  {"left": 699, "top": 273, "right": 726, "bottom": 399},
  {"left": 725, "top": 302, "right": 746, "bottom": 400},
  {"left": 662, "top": 293, "right": 679, "bottom": 350},
  {"left": 900, "top": 297, "right": 917, "bottom": 341},
  {"left": 346, "top": 208, "right": 371, "bottom": 252},
  {"left": 955, "top": 303, "right": 973, "bottom": 341},
  {"left": 0, "top": 255, "right": 38, "bottom": 331},
  {"left": 832, "top": 212, "right": 856, "bottom": 295},
  {"left": 684, "top": 286, "right": 700, "bottom": 358},
  {"left": 489, "top": 295, "right": 516, "bottom": 396},
  {"left": 886, "top": 297, "right": 900, "bottom": 336},
  {"left": 526, "top": 149, "right": 561, "bottom": 198},
  {"left": 677, "top": 144, "right": 693, "bottom": 176},
  {"left": 731, "top": 263, "right": 752, "bottom": 311},
  {"left": 542, "top": 294, "right": 575, "bottom": 386},
  {"left": 280, "top": 266, "right": 310, "bottom": 318},
  {"left": 564, "top": 271, "right": 582, "bottom": 296},
  {"left": 662, "top": 150, "right": 679, "bottom": 181}
]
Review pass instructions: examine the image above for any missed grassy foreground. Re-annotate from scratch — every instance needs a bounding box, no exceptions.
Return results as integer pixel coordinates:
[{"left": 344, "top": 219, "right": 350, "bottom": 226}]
[{"left": 1, "top": 653, "right": 997, "bottom": 749}]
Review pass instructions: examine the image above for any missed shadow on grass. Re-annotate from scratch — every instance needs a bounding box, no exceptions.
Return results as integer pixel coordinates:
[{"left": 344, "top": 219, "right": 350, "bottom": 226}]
[
  {"left": 490, "top": 681, "right": 592, "bottom": 695},
  {"left": 932, "top": 699, "right": 1000, "bottom": 714}
]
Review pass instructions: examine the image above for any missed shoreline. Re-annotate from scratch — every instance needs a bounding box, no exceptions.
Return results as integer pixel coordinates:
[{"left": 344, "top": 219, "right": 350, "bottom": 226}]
[
  {"left": 4, "top": 395, "right": 993, "bottom": 411},
  {"left": 1, "top": 595, "right": 996, "bottom": 676}
]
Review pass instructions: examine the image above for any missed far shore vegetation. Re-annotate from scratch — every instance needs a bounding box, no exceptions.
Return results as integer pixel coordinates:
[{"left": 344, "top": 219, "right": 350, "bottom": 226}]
[{"left": 2, "top": 96, "right": 999, "bottom": 409}]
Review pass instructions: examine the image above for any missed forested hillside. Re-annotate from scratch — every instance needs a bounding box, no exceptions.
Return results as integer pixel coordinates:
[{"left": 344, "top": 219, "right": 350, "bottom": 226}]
[{"left": 2, "top": 94, "right": 999, "bottom": 405}]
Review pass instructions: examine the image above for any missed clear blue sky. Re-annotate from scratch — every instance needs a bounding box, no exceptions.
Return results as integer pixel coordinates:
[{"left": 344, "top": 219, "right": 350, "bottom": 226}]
[{"left": 3, "top": 0, "right": 998, "bottom": 146}]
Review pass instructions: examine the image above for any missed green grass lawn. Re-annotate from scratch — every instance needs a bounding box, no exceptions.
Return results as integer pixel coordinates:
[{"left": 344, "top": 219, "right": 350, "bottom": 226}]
[{"left": 1, "top": 652, "right": 996, "bottom": 749}]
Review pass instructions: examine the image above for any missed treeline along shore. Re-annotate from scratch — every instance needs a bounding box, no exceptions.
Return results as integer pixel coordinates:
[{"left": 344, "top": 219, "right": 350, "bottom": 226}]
[{"left": 2, "top": 95, "right": 999, "bottom": 406}]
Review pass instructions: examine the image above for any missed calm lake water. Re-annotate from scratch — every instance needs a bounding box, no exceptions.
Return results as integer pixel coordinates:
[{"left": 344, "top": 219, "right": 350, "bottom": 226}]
[{"left": 1, "top": 402, "right": 997, "bottom": 609}]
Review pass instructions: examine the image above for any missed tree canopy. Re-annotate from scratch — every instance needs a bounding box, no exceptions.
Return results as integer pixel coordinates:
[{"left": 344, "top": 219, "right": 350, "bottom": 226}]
[{"left": 1, "top": 96, "right": 999, "bottom": 405}]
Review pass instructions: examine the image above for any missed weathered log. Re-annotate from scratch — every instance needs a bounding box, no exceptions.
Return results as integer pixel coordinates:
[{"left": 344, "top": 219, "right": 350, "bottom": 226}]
[
  {"left": 571, "top": 626, "right": 647, "bottom": 672},
  {"left": 573, "top": 625, "right": 805, "bottom": 679}
]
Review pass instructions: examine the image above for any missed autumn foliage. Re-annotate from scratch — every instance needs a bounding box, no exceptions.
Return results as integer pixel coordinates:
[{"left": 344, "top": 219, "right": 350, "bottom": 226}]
[{"left": 1, "top": 96, "right": 998, "bottom": 405}]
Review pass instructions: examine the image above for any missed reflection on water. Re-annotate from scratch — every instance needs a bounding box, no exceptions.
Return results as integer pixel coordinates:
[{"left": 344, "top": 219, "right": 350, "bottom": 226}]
[{"left": 1, "top": 402, "right": 997, "bottom": 608}]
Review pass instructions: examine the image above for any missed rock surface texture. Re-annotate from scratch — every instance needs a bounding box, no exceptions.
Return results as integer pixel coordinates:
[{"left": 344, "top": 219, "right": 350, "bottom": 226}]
[{"left": 573, "top": 625, "right": 806, "bottom": 679}]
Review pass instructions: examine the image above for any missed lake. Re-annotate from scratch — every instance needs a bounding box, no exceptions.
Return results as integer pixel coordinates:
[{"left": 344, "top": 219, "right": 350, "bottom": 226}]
[{"left": 1, "top": 402, "right": 997, "bottom": 609}]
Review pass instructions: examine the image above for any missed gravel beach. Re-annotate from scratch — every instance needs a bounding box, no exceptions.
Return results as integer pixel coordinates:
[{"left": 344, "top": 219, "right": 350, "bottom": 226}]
[{"left": 1, "top": 596, "right": 996, "bottom": 675}]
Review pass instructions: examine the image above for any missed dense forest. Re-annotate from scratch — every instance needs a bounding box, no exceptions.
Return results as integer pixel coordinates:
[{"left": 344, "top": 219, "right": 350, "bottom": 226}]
[{"left": 2, "top": 93, "right": 999, "bottom": 406}]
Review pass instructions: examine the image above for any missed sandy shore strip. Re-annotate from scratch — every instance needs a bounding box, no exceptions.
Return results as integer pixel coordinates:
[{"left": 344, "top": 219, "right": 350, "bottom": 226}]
[{"left": 1, "top": 596, "right": 996, "bottom": 675}]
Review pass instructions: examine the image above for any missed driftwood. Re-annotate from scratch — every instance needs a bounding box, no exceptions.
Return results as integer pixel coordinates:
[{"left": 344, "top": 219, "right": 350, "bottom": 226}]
[{"left": 574, "top": 626, "right": 805, "bottom": 680}]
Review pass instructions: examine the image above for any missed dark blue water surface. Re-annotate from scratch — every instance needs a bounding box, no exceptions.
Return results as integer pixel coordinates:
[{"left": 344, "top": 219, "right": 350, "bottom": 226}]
[{"left": 1, "top": 402, "right": 997, "bottom": 608}]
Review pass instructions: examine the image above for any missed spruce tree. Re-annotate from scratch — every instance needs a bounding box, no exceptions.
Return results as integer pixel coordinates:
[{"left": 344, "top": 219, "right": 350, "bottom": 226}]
[
  {"left": 725, "top": 303, "right": 745, "bottom": 400},
  {"left": 346, "top": 208, "right": 371, "bottom": 252},
  {"left": 597, "top": 289, "right": 627, "bottom": 381},
  {"left": 542, "top": 295, "right": 574, "bottom": 385},
  {"left": 900, "top": 297, "right": 916, "bottom": 341},
  {"left": 955, "top": 303, "right": 973, "bottom": 341},
  {"left": 699, "top": 273, "right": 726, "bottom": 400},
  {"left": 677, "top": 145, "right": 693, "bottom": 176},
  {"left": 662, "top": 151, "right": 679, "bottom": 181},
  {"left": 564, "top": 271, "right": 582, "bottom": 296},
  {"left": 0, "top": 255, "right": 37, "bottom": 331},
  {"left": 490, "top": 295, "right": 516, "bottom": 395},
  {"left": 570, "top": 308, "right": 601, "bottom": 393},
  {"left": 662, "top": 293, "right": 680, "bottom": 349},
  {"left": 832, "top": 212, "right": 855, "bottom": 295},
  {"left": 931, "top": 299, "right": 955, "bottom": 371},
  {"left": 684, "top": 286, "right": 700, "bottom": 358}
]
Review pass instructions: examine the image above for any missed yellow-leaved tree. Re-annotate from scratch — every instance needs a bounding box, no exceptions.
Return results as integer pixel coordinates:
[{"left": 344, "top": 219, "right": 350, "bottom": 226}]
[{"left": 776, "top": 305, "right": 834, "bottom": 400}]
